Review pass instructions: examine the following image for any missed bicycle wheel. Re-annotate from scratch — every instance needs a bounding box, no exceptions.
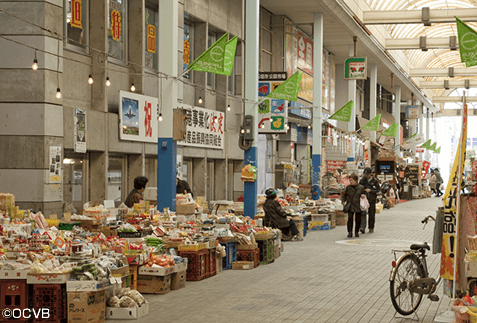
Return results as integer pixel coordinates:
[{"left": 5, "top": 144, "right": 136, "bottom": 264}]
[{"left": 390, "top": 254, "right": 424, "bottom": 315}]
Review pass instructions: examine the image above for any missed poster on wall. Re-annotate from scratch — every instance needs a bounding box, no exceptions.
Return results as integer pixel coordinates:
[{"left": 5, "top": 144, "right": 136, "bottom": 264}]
[
  {"left": 258, "top": 72, "right": 288, "bottom": 133},
  {"left": 74, "top": 109, "right": 86, "bottom": 153},
  {"left": 119, "top": 91, "right": 158, "bottom": 143},
  {"left": 177, "top": 104, "right": 225, "bottom": 150},
  {"left": 49, "top": 146, "right": 62, "bottom": 183},
  {"left": 326, "top": 160, "right": 346, "bottom": 172},
  {"left": 176, "top": 155, "right": 183, "bottom": 179},
  {"left": 406, "top": 105, "right": 420, "bottom": 119}
]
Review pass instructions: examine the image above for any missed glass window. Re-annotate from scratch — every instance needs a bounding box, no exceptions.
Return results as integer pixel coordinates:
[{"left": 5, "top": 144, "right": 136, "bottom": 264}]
[
  {"left": 108, "top": 157, "right": 123, "bottom": 202},
  {"left": 64, "top": 0, "right": 88, "bottom": 49},
  {"left": 183, "top": 21, "right": 193, "bottom": 79},
  {"left": 108, "top": 0, "right": 128, "bottom": 61},
  {"left": 207, "top": 32, "right": 216, "bottom": 88},
  {"left": 260, "top": 10, "right": 272, "bottom": 72},
  {"left": 145, "top": 7, "right": 158, "bottom": 70},
  {"left": 63, "top": 155, "right": 84, "bottom": 212}
]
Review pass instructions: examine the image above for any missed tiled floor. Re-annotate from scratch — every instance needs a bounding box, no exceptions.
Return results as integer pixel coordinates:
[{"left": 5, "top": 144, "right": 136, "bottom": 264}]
[{"left": 136, "top": 197, "right": 452, "bottom": 323}]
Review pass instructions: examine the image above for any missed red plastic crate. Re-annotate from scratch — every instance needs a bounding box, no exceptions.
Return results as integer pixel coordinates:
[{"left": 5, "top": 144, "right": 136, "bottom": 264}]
[
  {"left": 32, "top": 284, "right": 66, "bottom": 323},
  {"left": 179, "top": 250, "right": 208, "bottom": 281},
  {"left": 237, "top": 248, "right": 260, "bottom": 268},
  {"left": 1, "top": 279, "right": 28, "bottom": 322},
  {"left": 207, "top": 248, "right": 216, "bottom": 277}
]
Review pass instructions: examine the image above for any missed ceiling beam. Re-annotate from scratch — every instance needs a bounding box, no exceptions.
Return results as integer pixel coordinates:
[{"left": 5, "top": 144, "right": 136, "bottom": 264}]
[
  {"left": 431, "top": 96, "right": 475, "bottom": 103},
  {"left": 363, "top": 8, "right": 477, "bottom": 25},
  {"left": 409, "top": 67, "right": 477, "bottom": 77},
  {"left": 419, "top": 80, "right": 476, "bottom": 89},
  {"left": 386, "top": 36, "right": 458, "bottom": 50}
]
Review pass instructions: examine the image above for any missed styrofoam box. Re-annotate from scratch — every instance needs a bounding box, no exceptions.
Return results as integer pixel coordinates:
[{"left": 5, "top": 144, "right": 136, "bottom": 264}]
[
  {"left": 0, "top": 269, "right": 28, "bottom": 280},
  {"left": 106, "top": 302, "right": 149, "bottom": 320},
  {"left": 27, "top": 273, "right": 71, "bottom": 284},
  {"left": 173, "top": 259, "right": 188, "bottom": 273},
  {"left": 67, "top": 279, "right": 110, "bottom": 292},
  {"left": 138, "top": 265, "right": 174, "bottom": 276}
]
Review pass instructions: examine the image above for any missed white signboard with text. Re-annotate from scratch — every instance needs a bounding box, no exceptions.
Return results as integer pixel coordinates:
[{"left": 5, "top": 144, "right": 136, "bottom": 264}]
[{"left": 119, "top": 91, "right": 158, "bottom": 143}]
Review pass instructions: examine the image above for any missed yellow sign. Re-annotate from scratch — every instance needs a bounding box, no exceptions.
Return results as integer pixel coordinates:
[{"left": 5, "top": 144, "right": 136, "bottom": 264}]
[
  {"left": 147, "top": 24, "right": 156, "bottom": 53},
  {"left": 298, "top": 72, "right": 313, "bottom": 103},
  {"left": 71, "top": 0, "right": 83, "bottom": 29},
  {"left": 111, "top": 10, "right": 122, "bottom": 41}
]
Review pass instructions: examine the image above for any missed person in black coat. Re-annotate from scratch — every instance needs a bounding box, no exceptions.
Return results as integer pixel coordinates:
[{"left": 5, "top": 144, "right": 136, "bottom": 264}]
[
  {"left": 262, "top": 188, "right": 302, "bottom": 241},
  {"left": 359, "top": 167, "right": 380, "bottom": 234},
  {"left": 342, "top": 173, "right": 365, "bottom": 238},
  {"left": 176, "top": 177, "right": 193, "bottom": 197}
]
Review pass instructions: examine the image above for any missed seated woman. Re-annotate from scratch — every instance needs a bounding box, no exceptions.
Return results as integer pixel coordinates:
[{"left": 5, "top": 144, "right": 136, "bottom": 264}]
[{"left": 262, "top": 188, "right": 302, "bottom": 241}]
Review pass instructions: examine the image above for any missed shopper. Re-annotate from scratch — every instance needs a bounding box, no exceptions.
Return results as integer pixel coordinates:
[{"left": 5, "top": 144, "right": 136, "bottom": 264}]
[
  {"left": 176, "top": 177, "right": 193, "bottom": 197},
  {"left": 342, "top": 173, "right": 365, "bottom": 238},
  {"left": 262, "top": 188, "right": 302, "bottom": 241},
  {"left": 359, "top": 167, "right": 380, "bottom": 234},
  {"left": 429, "top": 170, "right": 437, "bottom": 196},
  {"left": 125, "top": 176, "right": 149, "bottom": 207},
  {"left": 435, "top": 169, "right": 444, "bottom": 197}
]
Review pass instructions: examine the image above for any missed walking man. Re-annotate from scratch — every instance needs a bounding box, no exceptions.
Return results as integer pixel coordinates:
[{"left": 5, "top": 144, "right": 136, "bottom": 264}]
[
  {"left": 435, "top": 169, "right": 444, "bottom": 197},
  {"left": 359, "top": 167, "right": 380, "bottom": 233}
]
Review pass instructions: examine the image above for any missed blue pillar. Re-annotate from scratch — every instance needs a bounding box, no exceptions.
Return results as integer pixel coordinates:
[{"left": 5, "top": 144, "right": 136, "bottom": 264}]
[
  {"left": 312, "top": 13, "right": 323, "bottom": 200},
  {"left": 157, "top": 0, "right": 178, "bottom": 211},
  {"left": 243, "top": 0, "right": 259, "bottom": 218}
]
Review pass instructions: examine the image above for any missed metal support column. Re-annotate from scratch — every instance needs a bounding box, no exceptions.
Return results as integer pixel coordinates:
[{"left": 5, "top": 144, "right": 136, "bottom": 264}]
[
  {"left": 243, "top": 0, "right": 259, "bottom": 218},
  {"left": 419, "top": 102, "right": 424, "bottom": 161},
  {"left": 312, "top": 13, "right": 323, "bottom": 200},
  {"left": 395, "top": 86, "right": 401, "bottom": 149},
  {"left": 348, "top": 44, "right": 356, "bottom": 161},
  {"left": 157, "top": 0, "right": 178, "bottom": 210},
  {"left": 369, "top": 64, "right": 377, "bottom": 143}
]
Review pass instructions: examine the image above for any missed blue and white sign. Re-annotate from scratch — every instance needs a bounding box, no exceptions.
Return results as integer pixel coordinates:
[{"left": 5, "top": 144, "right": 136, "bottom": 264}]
[{"left": 288, "top": 101, "right": 311, "bottom": 119}]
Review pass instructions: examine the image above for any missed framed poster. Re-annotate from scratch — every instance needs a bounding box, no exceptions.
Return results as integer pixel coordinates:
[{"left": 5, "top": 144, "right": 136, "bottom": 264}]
[
  {"left": 49, "top": 146, "right": 62, "bottom": 183},
  {"left": 119, "top": 91, "right": 158, "bottom": 143},
  {"left": 74, "top": 109, "right": 86, "bottom": 153}
]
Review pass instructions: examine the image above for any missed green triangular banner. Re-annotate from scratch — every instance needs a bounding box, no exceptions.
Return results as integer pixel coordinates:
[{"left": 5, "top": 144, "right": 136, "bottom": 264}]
[
  {"left": 329, "top": 100, "right": 354, "bottom": 122},
  {"left": 266, "top": 71, "right": 303, "bottom": 101},
  {"left": 189, "top": 32, "right": 229, "bottom": 74},
  {"left": 216, "top": 35, "right": 238, "bottom": 76},
  {"left": 429, "top": 142, "right": 437, "bottom": 151},
  {"left": 456, "top": 17, "right": 477, "bottom": 67},
  {"left": 409, "top": 132, "right": 417, "bottom": 139},
  {"left": 381, "top": 122, "right": 398, "bottom": 137},
  {"left": 435, "top": 147, "right": 441, "bottom": 154},
  {"left": 420, "top": 139, "right": 432, "bottom": 149},
  {"left": 361, "top": 114, "right": 381, "bottom": 131}
]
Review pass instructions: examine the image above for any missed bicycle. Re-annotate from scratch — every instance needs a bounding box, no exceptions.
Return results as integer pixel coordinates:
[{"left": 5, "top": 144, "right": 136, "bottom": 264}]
[{"left": 389, "top": 215, "right": 441, "bottom": 316}]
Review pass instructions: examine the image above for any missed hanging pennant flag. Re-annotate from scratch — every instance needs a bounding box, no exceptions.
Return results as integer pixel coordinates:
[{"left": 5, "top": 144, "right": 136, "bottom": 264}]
[
  {"left": 266, "top": 71, "right": 303, "bottom": 101},
  {"left": 435, "top": 147, "right": 441, "bottom": 154},
  {"left": 429, "top": 142, "right": 437, "bottom": 151},
  {"left": 216, "top": 35, "right": 238, "bottom": 76},
  {"left": 455, "top": 17, "right": 477, "bottom": 67},
  {"left": 188, "top": 32, "right": 229, "bottom": 74},
  {"left": 420, "top": 139, "right": 432, "bottom": 149},
  {"left": 381, "top": 122, "right": 398, "bottom": 137},
  {"left": 409, "top": 132, "right": 417, "bottom": 139},
  {"left": 361, "top": 114, "right": 381, "bottom": 131},
  {"left": 328, "top": 100, "right": 354, "bottom": 122}
]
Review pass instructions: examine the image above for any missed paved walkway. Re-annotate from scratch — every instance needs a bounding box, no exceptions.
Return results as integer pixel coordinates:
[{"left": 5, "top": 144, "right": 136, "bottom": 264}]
[{"left": 137, "top": 197, "right": 450, "bottom": 323}]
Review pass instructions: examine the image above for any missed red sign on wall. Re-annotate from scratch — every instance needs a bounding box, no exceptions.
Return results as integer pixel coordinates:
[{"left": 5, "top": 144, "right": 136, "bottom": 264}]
[
  {"left": 111, "top": 10, "right": 122, "bottom": 41},
  {"left": 421, "top": 160, "right": 431, "bottom": 180},
  {"left": 71, "top": 0, "right": 83, "bottom": 29},
  {"left": 326, "top": 160, "right": 346, "bottom": 172}
]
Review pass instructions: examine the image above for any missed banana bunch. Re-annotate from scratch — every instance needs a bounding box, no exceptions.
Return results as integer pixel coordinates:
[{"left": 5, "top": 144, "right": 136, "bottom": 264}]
[{"left": 46, "top": 219, "right": 60, "bottom": 228}]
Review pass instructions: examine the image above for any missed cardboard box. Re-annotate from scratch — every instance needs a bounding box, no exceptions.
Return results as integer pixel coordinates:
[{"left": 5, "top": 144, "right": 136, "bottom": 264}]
[
  {"left": 137, "top": 274, "right": 171, "bottom": 294},
  {"left": 111, "top": 266, "right": 129, "bottom": 278},
  {"left": 27, "top": 272, "right": 70, "bottom": 284},
  {"left": 67, "top": 290, "right": 106, "bottom": 323},
  {"left": 173, "top": 259, "right": 188, "bottom": 273},
  {"left": 171, "top": 271, "right": 186, "bottom": 290},
  {"left": 232, "top": 261, "right": 254, "bottom": 270},
  {"left": 106, "top": 302, "right": 149, "bottom": 320},
  {"left": 465, "top": 261, "right": 477, "bottom": 277},
  {"left": 67, "top": 279, "right": 110, "bottom": 292},
  {"left": 237, "top": 243, "right": 258, "bottom": 251},
  {"left": 175, "top": 204, "right": 195, "bottom": 215},
  {"left": 138, "top": 265, "right": 174, "bottom": 276}
]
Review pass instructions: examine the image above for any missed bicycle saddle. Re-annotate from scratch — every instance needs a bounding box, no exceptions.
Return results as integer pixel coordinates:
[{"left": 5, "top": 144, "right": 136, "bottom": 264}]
[{"left": 410, "top": 243, "right": 430, "bottom": 251}]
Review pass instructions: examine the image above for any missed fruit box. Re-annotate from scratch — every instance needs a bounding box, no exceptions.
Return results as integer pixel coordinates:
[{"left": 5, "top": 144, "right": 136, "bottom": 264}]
[
  {"left": 106, "top": 302, "right": 149, "bottom": 320},
  {"left": 232, "top": 261, "right": 254, "bottom": 270}
]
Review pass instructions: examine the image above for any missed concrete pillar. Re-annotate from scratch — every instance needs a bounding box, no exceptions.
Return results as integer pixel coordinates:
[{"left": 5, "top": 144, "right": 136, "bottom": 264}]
[
  {"left": 419, "top": 102, "right": 424, "bottom": 161},
  {"left": 394, "top": 86, "right": 401, "bottom": 148},
  {"left": 89, "top": 152, "right": 107, "bottom": 201},
  {"left": 410, "top": 118, "right": 417, "bottom": 162},
  {"left": 194, "top": 22, "right": 207, "bottom": 107},
  {"left": 157, "top": 0, "right": 178, "bottom": 210},
  {"left": 192, "top": 158, "right": 206, "bottom": 197},
  {"left": 214, "top": 159, "right": 227, "bottom": 200},
  {"left": 425, "top": 107, "right": 430, "bottom": 161},
  {"left": 348, "top": 44, "right": 356, "bottom": 161},
  {"left": 312, "top": 12, "right": 323, "bottom": 200},
  {"left": 128, "top": 154, "right": 145, "bottom": 192},
  {"left": 90, "top": 0, "right": 108, "bottom": 112},
  {"left": 243, "top": 0, "right": 259, "bottom": 218},
  {"left": 369, "top": 64, "right": 377, "bottom": 142},
  {"left": 0, "top": 1, "right": 64, "bottom": 216},
  {"left": 129, "top": 0, "right": 145, "bottom": 93}
]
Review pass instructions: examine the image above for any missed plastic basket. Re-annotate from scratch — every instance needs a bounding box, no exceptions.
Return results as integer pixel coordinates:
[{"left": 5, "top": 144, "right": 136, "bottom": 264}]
[
  {"left": 453, "top": 306, "right": 470, "bottom": 323},
  {"left": 466, "top": 306, "right": 477, "bottom": 323}
]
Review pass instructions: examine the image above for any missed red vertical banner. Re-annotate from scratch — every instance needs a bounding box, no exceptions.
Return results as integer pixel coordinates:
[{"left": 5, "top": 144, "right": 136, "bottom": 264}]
[
  {"left": 144, "top": 101, "right": 152, "bottom": 138},
  {"left": 71, "top": 0, "right": 83, "bottom": 29},
  {"left": 111, "top": 10, "right": 122, "bottom": 41},
  {"left": 147, "top": 24, "right": 156, "bottom": 53},
  {"left": 421, "top": 160, "right": 431, "bottom": 180}
]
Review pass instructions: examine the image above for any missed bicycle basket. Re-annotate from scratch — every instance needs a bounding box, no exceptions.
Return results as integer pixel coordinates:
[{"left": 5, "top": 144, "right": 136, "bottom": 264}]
[{"left": 452, "top": 305, "right": 470, "bottom": 323}]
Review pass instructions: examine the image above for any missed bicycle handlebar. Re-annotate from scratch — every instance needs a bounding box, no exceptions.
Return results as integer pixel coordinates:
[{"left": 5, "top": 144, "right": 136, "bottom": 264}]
[{"left": 422, "top": 215, "right": 436, "bottom": 229}]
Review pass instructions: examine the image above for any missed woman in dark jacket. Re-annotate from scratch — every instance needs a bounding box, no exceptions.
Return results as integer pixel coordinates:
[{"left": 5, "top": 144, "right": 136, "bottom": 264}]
[
  {"left": 342, "top": 173, "right": 365, "bottom": 238},
  {"left": 262, "top": 188, "right": 302, "bottom": 241}
]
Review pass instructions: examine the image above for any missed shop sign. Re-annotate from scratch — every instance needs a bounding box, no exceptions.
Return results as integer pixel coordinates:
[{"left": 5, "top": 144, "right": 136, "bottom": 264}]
[
  {"left": 421, "top": 160, "right": 431, "bottom": 180},
  {"left": 49, "top": 146, "right": 62, "bottom": 183},
  {"left": 416, "top": 147, "right": 424, "bottom": 153},
  {"left": 258, "top": 72, "right": 288, "bottom": 134},
  {"left": 111, "top": 10, "right": 121, "bottom": 41},
  {"left": 326, "top": 160, "right": 346, "bottom": 172},
  {"left": 71, "top": 0, "right": 83, "bottom": 29},
  {"left": 74, "top": 109, "right": 86, "bottom": 153},
  {"left": 147, "top": 24, "right": 156, "bottom": 53},
  {"left": 344, "top": 57, "right": 367, "bottom": 80},
  {"left": 347, "top": 135, "right": 351, "bottom": 156},
  {"left": 288, "top": 101, "right": 311, "bottom": 119},
  {"left": 178, "top": 104, "right": 225, "bottom": 150},
  {"left": 119, "top": 91, "right": 158, "bottom": 143},
  {"left": 298, "top": 72, "right": 313, "bottom": 103},
  {"left": 406, "top": 105, "right": 420, "bottom": 119}
]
